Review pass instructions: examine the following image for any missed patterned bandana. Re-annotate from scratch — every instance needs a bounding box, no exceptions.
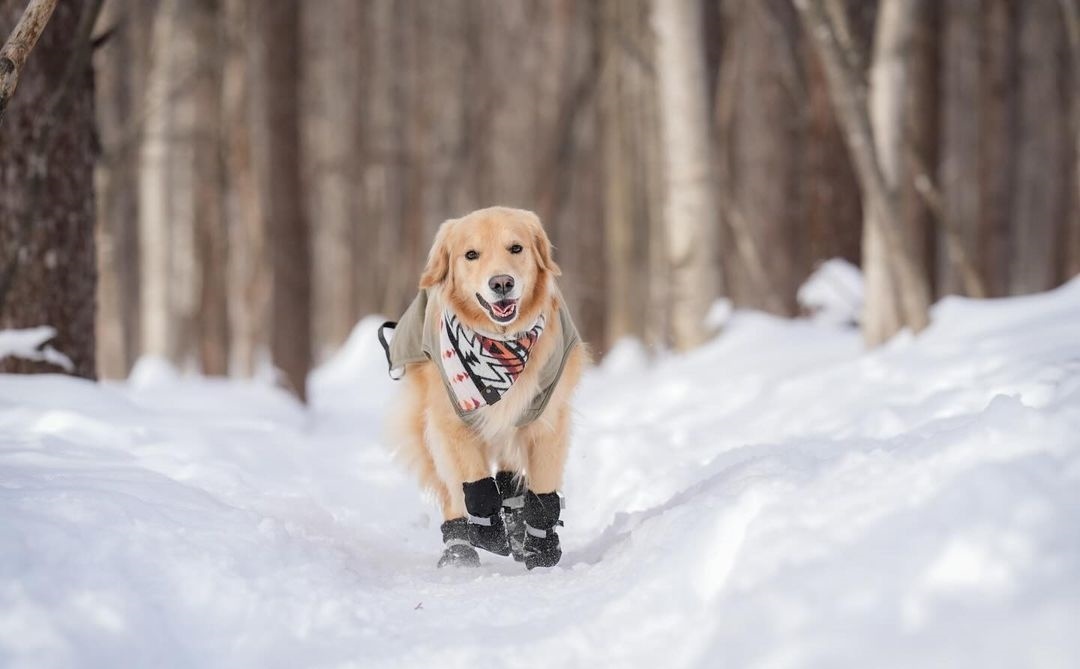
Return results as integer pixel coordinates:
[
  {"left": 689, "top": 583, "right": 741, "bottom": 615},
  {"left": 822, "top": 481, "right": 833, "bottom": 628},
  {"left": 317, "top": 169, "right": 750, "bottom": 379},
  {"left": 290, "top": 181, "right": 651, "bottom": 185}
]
[{"left": 439, "top": 310, "right": 546, "bottom": 412}]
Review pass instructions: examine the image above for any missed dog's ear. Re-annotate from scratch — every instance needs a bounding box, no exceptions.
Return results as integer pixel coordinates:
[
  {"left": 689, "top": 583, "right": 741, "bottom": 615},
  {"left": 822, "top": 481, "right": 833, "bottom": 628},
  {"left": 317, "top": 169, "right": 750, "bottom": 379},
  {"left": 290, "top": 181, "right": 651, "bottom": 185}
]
[
  {"left": 419, "top": 219, "right": 455, "bottom": 289},
  {"left": 528, "top": 214, "right": 562, "bottom": 277}
]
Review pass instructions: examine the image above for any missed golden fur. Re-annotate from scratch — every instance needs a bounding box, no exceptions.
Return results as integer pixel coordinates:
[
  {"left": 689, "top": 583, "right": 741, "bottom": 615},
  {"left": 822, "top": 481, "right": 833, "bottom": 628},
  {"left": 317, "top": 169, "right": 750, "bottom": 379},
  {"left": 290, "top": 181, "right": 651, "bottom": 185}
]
[{"left": 390, "top": 207, "right": 586, "bottom": 521}]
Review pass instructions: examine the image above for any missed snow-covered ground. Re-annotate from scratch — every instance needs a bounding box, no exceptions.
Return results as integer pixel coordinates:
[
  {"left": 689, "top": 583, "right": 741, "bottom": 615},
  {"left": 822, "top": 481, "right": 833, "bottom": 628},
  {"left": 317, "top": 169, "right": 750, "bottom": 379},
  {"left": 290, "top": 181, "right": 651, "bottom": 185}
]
[{"left": 2, "top": 280, "right": 1080, "bottom": 669}]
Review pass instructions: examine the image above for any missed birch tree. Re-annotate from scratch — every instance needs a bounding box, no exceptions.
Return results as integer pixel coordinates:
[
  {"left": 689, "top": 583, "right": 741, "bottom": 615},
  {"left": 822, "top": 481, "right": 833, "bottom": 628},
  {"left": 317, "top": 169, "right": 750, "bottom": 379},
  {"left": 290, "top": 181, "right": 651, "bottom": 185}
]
[
  {"left": 653, "top": 0, "right": 721, "bottom": 350},
  {"left": 795, "top": 0, "right": 933, "bottom": 346}
]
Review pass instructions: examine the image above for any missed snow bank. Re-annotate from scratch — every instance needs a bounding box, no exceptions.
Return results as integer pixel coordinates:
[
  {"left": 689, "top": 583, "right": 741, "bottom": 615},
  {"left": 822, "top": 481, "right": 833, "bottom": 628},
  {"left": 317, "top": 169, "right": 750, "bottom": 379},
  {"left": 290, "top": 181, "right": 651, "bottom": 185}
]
[
  {"left": 797, "top": 258, "right": 864, "bottom": 326},
  {"left": 0, "top": 326, "right": 73, "bottom": 371},
  {"left": 2, "top": 282, "right": 1079, "bottom": 668}
]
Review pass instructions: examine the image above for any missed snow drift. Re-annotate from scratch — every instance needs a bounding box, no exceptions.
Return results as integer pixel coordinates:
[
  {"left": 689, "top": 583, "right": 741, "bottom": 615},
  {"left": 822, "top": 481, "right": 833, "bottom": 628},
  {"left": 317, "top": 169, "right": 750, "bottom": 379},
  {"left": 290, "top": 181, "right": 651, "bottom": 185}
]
[{"left": 2, "top": 281, "right": 1079, "bottom": 668}]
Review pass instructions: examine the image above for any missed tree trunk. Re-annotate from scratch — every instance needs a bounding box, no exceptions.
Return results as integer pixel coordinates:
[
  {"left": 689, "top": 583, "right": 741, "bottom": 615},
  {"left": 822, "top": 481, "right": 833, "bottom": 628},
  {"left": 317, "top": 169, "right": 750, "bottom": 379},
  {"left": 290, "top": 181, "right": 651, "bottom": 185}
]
[
  {"left": 249, "top": 0, "right": 310, "bottom": 400},
  {"left": 1064, "top": 0, "right": 1080, "bottom": 280},
  {"left": 222, "top": 0, "right": 266, "bottom": 377},
  {"left": 94, "top": 0, "right": 144, "bottom": 379},
  {"left": 0, "top": 0, "right": 96, "bottom": 377},
  {"left": 801, "top": 22, "right": 863, "bottom": 273},
  {"left": 191, "top": 0, "right": 228, "bottom": 375},
  {"left": 600, "top": 0, "right": 655, "bottom": 347},
  {"left": 1009, "top": 0, "right": 1068, "bottom": 294},
  {"left": 139, "top": 0, "right": 198, "bottom": 366},
  {"left": 723, "top": 0, "right": 805, "bottom": 316},
  {"left": 653, "top": 0, "right": 721, "bottom": 350},
  {"left": 302, "top": 0, "right": 362, "bottom": 359},
  {"left": 863, "top": 0, "right": 920, "bottom": 342},
  {"left": 976, "top": 0, "right": 1017, "bottom": 297},
  {"left": 794, "top": 0, "right": 932, "bottom": 346}
]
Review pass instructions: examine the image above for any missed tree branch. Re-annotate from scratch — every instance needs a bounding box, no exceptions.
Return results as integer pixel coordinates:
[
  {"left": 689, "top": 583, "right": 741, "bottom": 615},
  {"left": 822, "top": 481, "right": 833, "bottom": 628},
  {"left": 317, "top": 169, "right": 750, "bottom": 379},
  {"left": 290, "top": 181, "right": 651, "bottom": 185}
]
[{"left": 0, "top": 0, "right": 58, "bottom": 124}]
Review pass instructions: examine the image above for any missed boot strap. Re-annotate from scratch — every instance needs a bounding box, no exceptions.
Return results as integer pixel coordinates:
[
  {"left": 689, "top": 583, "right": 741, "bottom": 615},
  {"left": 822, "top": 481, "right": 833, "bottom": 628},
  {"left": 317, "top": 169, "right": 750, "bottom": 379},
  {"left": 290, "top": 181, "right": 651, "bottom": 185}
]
[
  {"left": 525, "top": 520, "right": 564, "bottom": 538},
  {"left": 467, "top": 514, "right": 493, "bottom": 526},
  {"left": 501, "top": 495, "right": 524, "bottom": 510},
  {"left": 444, "top": 538, "right": 471, "bottom": 548}
]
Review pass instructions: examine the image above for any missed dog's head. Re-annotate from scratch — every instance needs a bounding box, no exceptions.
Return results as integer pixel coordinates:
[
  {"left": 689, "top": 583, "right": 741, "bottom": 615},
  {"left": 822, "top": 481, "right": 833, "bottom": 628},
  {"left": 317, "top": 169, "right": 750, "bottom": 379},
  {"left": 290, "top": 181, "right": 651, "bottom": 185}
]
[{"left": 419, "top": 207, "right": 561, "bottom": 331}]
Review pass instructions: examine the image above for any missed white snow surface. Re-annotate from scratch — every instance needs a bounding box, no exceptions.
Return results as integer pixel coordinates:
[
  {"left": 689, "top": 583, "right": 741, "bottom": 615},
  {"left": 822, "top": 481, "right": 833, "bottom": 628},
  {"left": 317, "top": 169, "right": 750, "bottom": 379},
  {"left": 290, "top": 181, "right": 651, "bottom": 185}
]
[
  {"left": 797, "top": 258, "right": 864, "bottom": 326},
  {"left": 3, "top": 281, "right": 1080, "bottom": 668},
  {"left": 0, "top": 326, "right": 74, "bottom": 372}
]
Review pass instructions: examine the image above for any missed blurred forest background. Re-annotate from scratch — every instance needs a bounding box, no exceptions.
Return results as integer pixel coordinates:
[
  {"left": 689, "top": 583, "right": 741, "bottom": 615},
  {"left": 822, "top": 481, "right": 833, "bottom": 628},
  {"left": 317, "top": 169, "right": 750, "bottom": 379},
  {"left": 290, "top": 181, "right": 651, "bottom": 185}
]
[{"left": 0, "top": 0, "right": 1076, "bottom": 401}]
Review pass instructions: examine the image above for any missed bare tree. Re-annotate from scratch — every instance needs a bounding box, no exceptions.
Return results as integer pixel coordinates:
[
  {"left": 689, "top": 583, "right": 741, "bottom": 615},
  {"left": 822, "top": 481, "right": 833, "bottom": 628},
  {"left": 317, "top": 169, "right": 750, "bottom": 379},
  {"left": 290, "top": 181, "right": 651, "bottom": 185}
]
[
  {"left": 1062, "top": 0, "right": 1080, "bottom": 279},
  {"left": 222, "top": 0, "right": 266, "bottom": 377},
  {"left": 1009, "top": 0, "right": 1068, "bottom": 294},
  {"left": 302, "top": 0, "right": 361, "bottom": 358},
  {"left": 191, "top": 0, "right": 228, "bottom": 374},
  {"left": 0, "top": 0, "right": 98, "bottom": 377},
  {"left": 596, "top": 0, "right": 652, "bottom": 345},
  {"left": 794, "top": 0, "right": 932, "bottom": 346},
  {"left": 94, "top": 0, "right": 156, "bottom": 379},
  {"left": 248, "top": 0, "right": 310, "bottom": 400},
  {"left": 718, "top": 0, "right": 806, "bottom": 317},
  {"left": 653, "top": 0, "right": 721, "bottom": 350}
]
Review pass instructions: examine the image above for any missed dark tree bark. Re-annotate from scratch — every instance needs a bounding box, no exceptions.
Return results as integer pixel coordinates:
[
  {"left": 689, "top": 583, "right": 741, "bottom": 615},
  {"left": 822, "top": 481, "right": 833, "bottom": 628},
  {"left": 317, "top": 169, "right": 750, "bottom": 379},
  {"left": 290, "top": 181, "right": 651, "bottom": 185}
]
[
  {"left": 249, "top": 0, "right": 310, "bottom": 400},
  {"left": 0, "top": 0, "right": 97, "bottom": 378},
  {"left": 192, "top": 0, "right": 228, "bottom": 375},
  {"left": 1009, "top": 0, "right": 1069, "bottom": 294},
  {"left": 723, "top": 0, "right": 805, "bottom": 316},
  {"left": 801, "top": 29, "right": 863, "bottom": 272},
  {"left": 977, "top": 0, "right": 1018, "bottom": 297}
]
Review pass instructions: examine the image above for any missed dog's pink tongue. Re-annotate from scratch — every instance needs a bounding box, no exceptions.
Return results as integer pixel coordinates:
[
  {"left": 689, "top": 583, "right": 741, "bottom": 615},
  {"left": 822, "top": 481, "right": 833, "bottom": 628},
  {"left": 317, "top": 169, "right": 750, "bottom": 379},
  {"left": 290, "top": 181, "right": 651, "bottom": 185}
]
[{"left": 494, "top": 301, "right": 515, "bottom": 317}]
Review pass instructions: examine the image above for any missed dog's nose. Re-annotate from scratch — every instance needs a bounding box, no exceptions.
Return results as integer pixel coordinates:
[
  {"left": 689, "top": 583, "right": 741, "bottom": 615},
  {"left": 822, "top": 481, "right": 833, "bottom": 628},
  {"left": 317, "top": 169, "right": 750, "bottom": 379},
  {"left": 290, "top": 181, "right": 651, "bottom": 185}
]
[{"left": 489, "top": 274, "right": 515, "bottom": 297}]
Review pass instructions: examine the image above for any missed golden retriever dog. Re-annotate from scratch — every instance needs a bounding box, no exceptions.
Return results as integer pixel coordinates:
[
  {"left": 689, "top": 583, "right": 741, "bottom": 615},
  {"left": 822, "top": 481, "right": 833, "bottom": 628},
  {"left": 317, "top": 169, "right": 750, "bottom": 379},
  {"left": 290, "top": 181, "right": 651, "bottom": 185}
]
[{"left": 382, "top": 206, "right": 585, "bottom": 569}]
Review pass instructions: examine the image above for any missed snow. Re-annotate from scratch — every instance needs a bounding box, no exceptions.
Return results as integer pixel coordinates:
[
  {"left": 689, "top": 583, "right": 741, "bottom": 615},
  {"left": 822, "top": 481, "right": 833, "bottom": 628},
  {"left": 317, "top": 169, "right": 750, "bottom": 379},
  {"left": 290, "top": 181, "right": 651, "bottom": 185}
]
[
  {"left": 0, "top": 326, "right": 73, "bottom": 372},
  {"left": 3, "top": 280, "right": 1080, "bottom": 668},
  {"left": 797, "top": 258, "right": 864, "bottom": 326}
]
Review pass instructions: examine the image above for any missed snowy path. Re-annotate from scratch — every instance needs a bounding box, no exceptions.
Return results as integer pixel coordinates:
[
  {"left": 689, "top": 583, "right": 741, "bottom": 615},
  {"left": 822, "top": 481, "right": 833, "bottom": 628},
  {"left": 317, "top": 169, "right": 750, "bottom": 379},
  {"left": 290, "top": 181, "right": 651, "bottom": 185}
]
[{"left": 3, "top": 283, "right": 1080, "bottom": 668}]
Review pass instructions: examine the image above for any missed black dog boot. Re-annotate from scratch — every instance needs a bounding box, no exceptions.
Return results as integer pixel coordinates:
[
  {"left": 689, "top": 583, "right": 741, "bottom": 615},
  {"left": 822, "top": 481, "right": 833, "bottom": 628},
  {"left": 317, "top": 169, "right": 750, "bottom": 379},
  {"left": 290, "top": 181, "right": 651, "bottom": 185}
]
[
  {"left": 522, "top": 490, "right": 563, "bottom": 570},
  {"left": 463, "top": 478, "right": 511, "bottom": 556},
  {"left": 437, "top": 518, "right": 480, "bottom": 568},
  {"left": 496, "top": 471, "right": 527, "bottom": 562}
]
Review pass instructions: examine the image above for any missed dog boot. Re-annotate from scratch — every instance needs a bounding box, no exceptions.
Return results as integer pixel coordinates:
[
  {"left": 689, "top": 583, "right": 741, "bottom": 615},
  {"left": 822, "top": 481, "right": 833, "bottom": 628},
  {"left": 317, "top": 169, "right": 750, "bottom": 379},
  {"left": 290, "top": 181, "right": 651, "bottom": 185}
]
[
  {"left": 496, "top": 470, "right": 527, "bottom": 562},
  {"left": 522, "top": 490, "right": 563, "bottom": 570},
  {"left": 437, "top": 517, "right": 480, "bottom": 568},
  {"left": 463, "top": 477, "right": 511, "bottom": 556}
]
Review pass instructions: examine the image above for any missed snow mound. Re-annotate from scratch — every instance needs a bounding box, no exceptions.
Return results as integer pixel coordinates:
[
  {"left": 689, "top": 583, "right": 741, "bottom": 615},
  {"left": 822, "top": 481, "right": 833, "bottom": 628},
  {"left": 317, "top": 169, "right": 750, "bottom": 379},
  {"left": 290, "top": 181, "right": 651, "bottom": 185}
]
[
  {"left": 0, "top": 326, "right": 73, "bottom": 371},
  {"left": 798, "top": 258, "right": 864, "bottom": 326},
  {"left": 2, "top": 282, "right": 1080, "bottom": 668}
]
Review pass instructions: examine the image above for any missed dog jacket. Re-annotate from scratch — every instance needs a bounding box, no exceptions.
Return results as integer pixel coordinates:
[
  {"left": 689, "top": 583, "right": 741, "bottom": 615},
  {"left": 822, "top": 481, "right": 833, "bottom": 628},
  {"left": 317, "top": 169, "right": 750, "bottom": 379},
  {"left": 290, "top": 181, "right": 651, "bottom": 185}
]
[{"left": 379, "top": 289, "right": 580, "bottom": 428}]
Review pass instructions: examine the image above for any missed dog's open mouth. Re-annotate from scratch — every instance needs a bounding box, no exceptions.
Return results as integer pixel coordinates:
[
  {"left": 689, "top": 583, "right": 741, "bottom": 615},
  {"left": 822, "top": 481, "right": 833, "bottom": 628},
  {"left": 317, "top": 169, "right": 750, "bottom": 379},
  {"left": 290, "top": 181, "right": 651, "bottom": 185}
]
[{"left": 476, "top": 294, "right": 518, "bottom": 323}]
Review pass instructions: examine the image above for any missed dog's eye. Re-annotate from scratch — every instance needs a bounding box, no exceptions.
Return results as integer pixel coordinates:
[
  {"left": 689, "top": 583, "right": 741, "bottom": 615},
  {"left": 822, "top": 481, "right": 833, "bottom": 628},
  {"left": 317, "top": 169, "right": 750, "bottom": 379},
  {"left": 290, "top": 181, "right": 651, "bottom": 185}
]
[
  {"left": 509, "top": 244, "right": 523, "bottom": 254},
  {"left": 465, "top": 250, "right": 479, "bottom": 261}
]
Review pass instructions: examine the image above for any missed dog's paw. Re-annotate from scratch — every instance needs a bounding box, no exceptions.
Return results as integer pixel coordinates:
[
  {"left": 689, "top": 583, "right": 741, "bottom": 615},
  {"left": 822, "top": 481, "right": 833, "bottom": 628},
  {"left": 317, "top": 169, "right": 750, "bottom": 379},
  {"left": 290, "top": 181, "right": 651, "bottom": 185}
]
[
  {"left": 522, "top": 531, "right": 561, "bottom": 570},
  {"left": 468, "top": 515, "right": 511, "bottom": 556},
  {"left": 437, "top": 543, "right": 481, "bottom": 568}
]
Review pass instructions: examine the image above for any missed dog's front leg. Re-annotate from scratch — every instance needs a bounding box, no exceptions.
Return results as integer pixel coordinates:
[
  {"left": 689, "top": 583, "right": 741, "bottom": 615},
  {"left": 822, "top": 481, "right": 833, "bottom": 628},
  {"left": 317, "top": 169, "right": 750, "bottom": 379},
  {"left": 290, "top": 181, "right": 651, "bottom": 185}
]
[
  {"left": 427, "top": 413, "right": 511, "bottom": 564},
  {"left": 519, "top": 401, "right": 572, "bottom": 570}
]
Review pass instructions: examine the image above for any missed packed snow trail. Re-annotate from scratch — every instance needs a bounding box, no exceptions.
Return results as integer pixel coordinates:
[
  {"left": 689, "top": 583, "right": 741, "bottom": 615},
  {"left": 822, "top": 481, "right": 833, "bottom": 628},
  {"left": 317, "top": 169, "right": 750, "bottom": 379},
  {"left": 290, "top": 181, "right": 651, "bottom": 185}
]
[{"left": 2, "top": 281, "right": 1080, "bottom": 668}]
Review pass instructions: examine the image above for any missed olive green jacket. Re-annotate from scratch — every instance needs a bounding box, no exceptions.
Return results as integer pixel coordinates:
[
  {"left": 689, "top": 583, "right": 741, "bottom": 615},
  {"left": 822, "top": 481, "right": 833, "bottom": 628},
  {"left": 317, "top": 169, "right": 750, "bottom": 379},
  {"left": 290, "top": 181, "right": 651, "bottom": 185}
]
[{"left": 382, "top": 289, "right": 580, "bottom": 427}]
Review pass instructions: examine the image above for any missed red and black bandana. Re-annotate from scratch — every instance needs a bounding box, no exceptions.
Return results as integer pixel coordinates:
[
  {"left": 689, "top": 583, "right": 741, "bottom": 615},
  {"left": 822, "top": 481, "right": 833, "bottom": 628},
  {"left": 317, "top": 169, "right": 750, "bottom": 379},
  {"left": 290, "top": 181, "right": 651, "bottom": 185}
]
[{"left": 439, "top": 310, "right": 545, "bottom": 412}]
